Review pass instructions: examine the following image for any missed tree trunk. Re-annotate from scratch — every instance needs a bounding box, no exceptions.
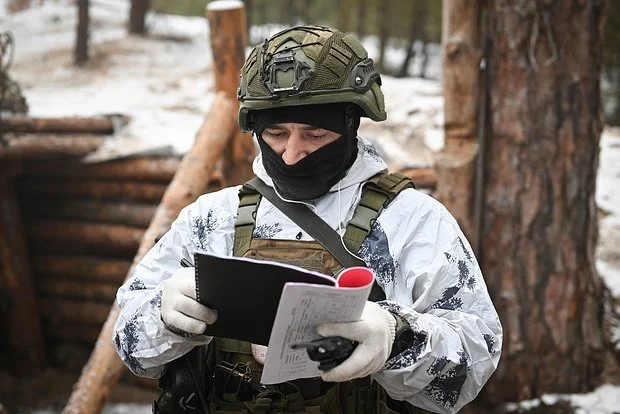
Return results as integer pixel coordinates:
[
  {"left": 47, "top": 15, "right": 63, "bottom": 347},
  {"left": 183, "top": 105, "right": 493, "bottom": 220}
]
[
  {"left": 337, "top": 0, "right": 354, "bottom": 33},
  {"left": 206, "top": 1, "right": 255, "bottom": 186},
  {"left": 480, "top": 0, "right": 606, "bottom": 405},
  {"left": 355, "top": 0, "right": 368, "bottom": 38},
  {"left": 398, "top": 1, "right": 428, "bottom": 78},
  {"left": 287, "top": 0, "right": 296, "bottom": 25},
  {"left": 62, "top": 92, "right": 238, "bottom": 414},
  {"left": 75, "top": 0, "right": 89, "bottom": 66},
  {"left": 436, "top": 0, "right": 481, "bottom": 247},
  {"left": 376, "top": 0, "right": 390, "bottom": 72},
  {"left": 128, "top": 0, "right": 150, "bottom": 34}
]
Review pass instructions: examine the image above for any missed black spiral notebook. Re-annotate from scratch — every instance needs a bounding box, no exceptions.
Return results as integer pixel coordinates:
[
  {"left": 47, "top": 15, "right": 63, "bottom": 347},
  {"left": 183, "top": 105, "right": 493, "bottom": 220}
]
[{"left": 193, "top": 252, "right": 336, "bottom": 346}]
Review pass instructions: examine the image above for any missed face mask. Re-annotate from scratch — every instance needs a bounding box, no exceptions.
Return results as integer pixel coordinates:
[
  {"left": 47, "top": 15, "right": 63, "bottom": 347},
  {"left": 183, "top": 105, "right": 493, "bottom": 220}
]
[{"left": 258, "top": 135, "right": 358, "bottom": 201}]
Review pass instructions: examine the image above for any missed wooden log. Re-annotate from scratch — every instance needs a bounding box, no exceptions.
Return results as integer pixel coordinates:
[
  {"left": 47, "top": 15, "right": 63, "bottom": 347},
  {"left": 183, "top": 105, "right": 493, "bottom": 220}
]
[
  {"left": 38, "top": 279, "right": 118, "bottom": 302},
  {"left": 0, "top": 116, "right": 126, "bottom": 134},
  {"left": 206, "top": 1, "right": 256, "bottom": 185},
  {"left": 63, "top": 92, "right": 238, "bottom": 414},
  {"left": 437, "top": 0, "right": 481, "bottom": 248},
  {"left": 27, "top": 220, "right": 144, "bottom": 257},
  {"left": 75, "top": 0, "right": 90, "bottom": 65},
  {"left": 34, "top": 255, "right": 131, "bottom": 284},
  {"left": 398, "top": 167, "right": 439, "bottom": 190},
  {"left": 19, "top": 178, "right": 167, "bottom": 203},
  {"left": 23, "top": 199, "right": 157, "bottom": 228},
  {"left": 0, "top": 134, "right": 105, "bottom": 159},
  {"left": 22, "top": 156, "right": 181, "bottom": 182},
  {"left": 41, "top": 298, "right": 111, "bottom": 326},
  {"left": 128, "top": 0, "right": 150, "bottom": 34},
  {"left": 44, "top": 322, "right": 105, "bottom": 345},
  {"left": 0, "top": 162, "right": 46, "bottom": 374}
]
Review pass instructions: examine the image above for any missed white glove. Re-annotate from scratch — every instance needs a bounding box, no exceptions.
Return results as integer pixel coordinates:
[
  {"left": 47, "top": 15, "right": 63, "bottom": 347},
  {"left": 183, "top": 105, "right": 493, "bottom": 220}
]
[
  {"left": 316, "top": 301, "right": 396, "bottom": 382},
  {"left": 161, "top": 267, "right": 218, "bottom": 335}
]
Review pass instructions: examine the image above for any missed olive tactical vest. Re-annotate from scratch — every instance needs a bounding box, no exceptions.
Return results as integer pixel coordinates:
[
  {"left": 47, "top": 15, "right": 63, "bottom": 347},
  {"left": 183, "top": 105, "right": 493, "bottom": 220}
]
[{"left": 208, "top": 173, "right": 425, "bottom": 413}]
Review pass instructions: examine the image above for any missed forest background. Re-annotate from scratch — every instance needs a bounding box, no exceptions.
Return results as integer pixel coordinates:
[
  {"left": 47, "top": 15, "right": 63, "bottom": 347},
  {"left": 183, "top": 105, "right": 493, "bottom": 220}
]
[{"left": 155, "top": 0, "right": 620, "bottom": 126}]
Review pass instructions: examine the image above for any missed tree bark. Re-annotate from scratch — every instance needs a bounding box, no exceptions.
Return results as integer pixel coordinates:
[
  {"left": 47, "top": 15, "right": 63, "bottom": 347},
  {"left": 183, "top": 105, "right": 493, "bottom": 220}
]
[
  {"left": 0, "top": 163, "right": 46, "bottom": 374},
  {"left": 62, "top": 92, "right": 238, "bottom": 414},
  {"left": 480, "top": 0, "right": 606, "bottom": 405},
  {"left": 128, "top": 0, "right": 150, "bottom": 34},
  {"left": 75, "top": 0, "right": 89, "bottom": 66},
  {"left": 0, "top": 116, "right": 123, "bottom": 134},
  {"left": 206, "top": 1, "right": 256, "bottom": 186},
  {"left": 436, "top": 0, "right": 481, "bottom": 247}
]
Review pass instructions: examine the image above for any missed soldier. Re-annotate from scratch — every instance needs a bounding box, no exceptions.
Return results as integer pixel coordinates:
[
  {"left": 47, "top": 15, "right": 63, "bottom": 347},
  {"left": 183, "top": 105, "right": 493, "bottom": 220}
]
[{"left": 113, "top": 25, "right": 502, "bottom": 413}]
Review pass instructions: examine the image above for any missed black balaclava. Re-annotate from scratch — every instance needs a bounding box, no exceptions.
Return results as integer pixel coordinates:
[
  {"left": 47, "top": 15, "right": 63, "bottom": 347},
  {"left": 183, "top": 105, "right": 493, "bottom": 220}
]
[{"left": 252, "top": 103, "right": 361, "bottom": 201}]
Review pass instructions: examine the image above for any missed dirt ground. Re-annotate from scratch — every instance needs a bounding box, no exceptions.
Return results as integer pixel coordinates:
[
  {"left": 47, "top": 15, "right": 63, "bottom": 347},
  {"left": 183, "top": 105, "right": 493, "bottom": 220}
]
[{"left": 0, "top": 367, "right": 157, "bottom": 413}]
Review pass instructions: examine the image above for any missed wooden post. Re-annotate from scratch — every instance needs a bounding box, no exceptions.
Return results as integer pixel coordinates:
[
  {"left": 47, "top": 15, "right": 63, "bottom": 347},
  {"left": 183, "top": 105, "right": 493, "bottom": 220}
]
[
  {"left": 206, "top": 0, "right": 256, "bottom": 186},
  {"left": 436, "top": 0, "right": 481, "bottom": 247},
  {"left": 62, "top": 92, "right": 238, "bottom": 414},
  {"left": 129, "top": 0, "right": 151, "bottom": 34},
  {"left": 75, "top": 0, "right": 90, "bottom": 66},
  {"left": 0, "top": 161, "right": 46, "bottom": 374}
]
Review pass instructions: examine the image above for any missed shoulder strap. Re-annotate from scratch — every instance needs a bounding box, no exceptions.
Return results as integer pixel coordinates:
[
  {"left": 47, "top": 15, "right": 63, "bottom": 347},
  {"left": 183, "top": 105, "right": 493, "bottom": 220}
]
[
  {"left": 233, "top": 183, "right": 262, "bottom": 258},
  {"left": 244, "top": 177, "right": 365, "bottom": 269},
  {"left": 342, "top": 172, "right": 415, "bottom": 254}
]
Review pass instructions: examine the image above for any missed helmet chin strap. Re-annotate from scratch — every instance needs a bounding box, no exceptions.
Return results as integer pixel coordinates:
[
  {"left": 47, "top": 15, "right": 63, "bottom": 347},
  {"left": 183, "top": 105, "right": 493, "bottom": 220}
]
[{"left": 343, "top": 104, "right": 360, "bottom": 171}]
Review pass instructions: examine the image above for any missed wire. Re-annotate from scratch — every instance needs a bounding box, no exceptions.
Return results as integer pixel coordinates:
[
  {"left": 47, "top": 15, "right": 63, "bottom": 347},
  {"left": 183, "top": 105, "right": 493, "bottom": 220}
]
[{"left": 336, "top": 180, "right": 367, "bottom": 264}]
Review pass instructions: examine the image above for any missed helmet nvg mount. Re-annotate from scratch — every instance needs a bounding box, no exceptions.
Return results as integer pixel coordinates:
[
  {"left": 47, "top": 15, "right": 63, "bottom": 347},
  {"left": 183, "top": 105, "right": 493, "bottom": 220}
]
[{"left": 237, "top": 25, "right": 386, "bottom": 132}]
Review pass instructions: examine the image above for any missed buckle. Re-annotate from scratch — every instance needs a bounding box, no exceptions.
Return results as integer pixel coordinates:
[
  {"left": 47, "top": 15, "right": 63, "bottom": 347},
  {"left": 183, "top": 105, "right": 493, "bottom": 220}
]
[{"left": 236, "top": 204, "right": 257, "bottom": 227}]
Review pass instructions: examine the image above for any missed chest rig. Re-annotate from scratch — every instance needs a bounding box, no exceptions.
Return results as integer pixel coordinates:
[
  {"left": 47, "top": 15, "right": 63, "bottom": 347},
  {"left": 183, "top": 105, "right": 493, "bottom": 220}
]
[{"left": 209, "top": 172, "right": 419, "bottom": 414}]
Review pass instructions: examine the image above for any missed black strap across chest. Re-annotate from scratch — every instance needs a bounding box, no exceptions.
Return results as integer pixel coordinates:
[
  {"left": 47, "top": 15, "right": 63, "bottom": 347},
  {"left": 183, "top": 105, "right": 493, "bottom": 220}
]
[{"left": 233, "top": 173, "right": 415, "bottom": 302}]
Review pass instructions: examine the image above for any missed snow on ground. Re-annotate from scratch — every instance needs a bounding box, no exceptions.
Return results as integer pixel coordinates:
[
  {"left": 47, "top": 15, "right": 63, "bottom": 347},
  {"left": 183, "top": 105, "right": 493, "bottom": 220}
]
[{"left": 1, "top": 0, "right": 620, "bottom": 412}]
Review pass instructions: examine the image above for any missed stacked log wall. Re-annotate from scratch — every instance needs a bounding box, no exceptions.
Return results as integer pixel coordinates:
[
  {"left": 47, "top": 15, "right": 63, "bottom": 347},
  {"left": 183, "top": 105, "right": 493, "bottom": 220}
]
[{"left": 14, "top": 156, "right": 188, "bottom": 389}]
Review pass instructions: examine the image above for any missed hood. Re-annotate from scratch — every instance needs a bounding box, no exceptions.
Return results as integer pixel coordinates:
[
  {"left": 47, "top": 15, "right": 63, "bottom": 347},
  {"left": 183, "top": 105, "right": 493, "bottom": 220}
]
[{"left": 252, "top": 135, "right": 388, "bottom": 194}]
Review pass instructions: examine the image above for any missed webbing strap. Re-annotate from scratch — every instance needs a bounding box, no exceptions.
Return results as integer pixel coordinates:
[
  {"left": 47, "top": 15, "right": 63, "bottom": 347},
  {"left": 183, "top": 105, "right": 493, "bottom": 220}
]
[
  {"left": 244, "top": 177, "right": 366, "bottom": 269},
  {"left": 343, "top": 172, "right": 414, "bottom": 253},
  {"left": 233, "top": 184, "right": 262, "bottom": 257}
]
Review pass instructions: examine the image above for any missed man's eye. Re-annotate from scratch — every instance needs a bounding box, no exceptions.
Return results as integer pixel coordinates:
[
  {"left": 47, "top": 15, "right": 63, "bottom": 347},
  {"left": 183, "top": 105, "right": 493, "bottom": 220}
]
[{"left": 265, "top": 131, "right": 286, "bottom": 138}]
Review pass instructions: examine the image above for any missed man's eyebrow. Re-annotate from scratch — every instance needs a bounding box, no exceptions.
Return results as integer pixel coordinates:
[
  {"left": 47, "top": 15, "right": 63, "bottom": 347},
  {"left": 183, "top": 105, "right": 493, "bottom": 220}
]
[{"left": 266, "top": 124, "right": 324, "bottom": 131}]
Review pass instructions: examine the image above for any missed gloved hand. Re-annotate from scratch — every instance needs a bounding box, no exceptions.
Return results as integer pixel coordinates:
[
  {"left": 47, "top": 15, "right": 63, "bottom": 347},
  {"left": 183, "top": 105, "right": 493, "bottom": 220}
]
[
  {"left": 161, "top": 267, "right": 218, "bottom": 335},
  {"left": 316, "top": 301, "right": 396, "bottom": 382}
]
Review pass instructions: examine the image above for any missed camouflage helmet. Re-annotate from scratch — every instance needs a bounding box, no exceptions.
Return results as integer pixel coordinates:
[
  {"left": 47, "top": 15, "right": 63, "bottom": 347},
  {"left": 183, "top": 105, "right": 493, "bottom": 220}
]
[{"left": 237, "top": 25, "right": 386, "bottom": 132}]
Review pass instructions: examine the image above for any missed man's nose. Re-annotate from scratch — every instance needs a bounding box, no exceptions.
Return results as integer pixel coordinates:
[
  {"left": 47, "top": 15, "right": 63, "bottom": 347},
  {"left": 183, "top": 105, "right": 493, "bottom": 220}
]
[{"left": 281, "top": 133, "right": 308, "bottom": 165}]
